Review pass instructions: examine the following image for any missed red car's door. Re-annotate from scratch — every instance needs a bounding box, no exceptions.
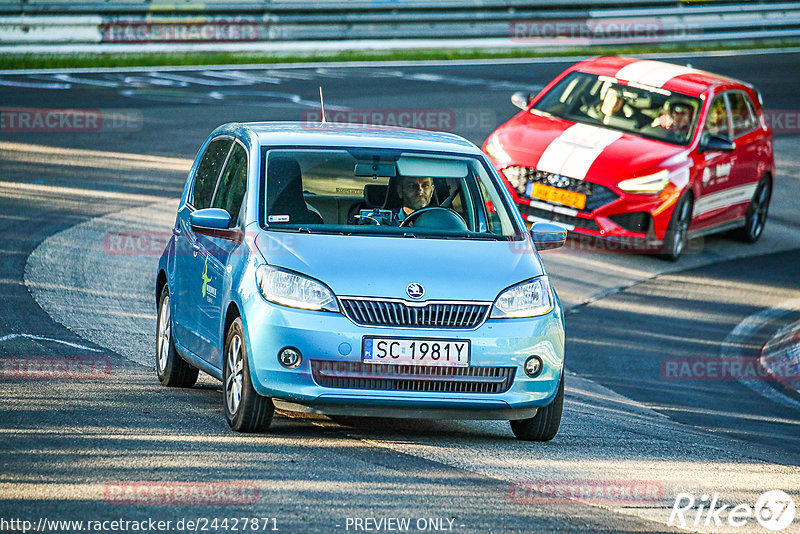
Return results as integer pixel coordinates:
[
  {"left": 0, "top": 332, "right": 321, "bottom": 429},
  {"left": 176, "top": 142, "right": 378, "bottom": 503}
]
[
  {"left": 724, "top": 90, "right": 768, "bottom": 221},
  {"left": 692, "top": 93, "right": 738, "bottom": 230}
]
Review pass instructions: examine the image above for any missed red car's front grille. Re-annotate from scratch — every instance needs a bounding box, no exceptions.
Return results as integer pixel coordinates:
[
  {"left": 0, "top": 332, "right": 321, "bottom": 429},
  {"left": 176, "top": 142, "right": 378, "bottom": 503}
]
[
  {"left": 518, "top": 204, "right": 600, "bottom": 231},
  {"left": 502, "top": 166, "right": 619, "bottom": 212}
]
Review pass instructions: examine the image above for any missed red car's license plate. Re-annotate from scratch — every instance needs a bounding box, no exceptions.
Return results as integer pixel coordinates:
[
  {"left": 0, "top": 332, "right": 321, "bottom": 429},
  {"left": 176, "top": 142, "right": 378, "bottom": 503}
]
[{"left": 530, "top": 183, "right": 586, "bottom": 210}]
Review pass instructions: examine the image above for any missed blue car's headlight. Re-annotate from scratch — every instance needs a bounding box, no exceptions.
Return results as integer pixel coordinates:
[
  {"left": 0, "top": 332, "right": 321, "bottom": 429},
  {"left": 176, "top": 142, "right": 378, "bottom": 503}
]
[
  {"left": 491, "top": 277, "right": 553, "bottom": 318},
  {"left": 256, "top": 265, "right": 339, "bottom": 312}
]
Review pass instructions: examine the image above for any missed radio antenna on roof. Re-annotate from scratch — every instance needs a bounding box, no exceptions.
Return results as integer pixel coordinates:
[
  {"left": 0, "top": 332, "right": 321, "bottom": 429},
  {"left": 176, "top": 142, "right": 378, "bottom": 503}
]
[{"left": 319, "top": 86, "right": 327, "bottom": 124}]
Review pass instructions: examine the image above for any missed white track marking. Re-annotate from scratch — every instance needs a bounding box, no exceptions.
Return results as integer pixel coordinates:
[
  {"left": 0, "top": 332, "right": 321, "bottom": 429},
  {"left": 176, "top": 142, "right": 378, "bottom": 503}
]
[
  {"left": 0, "top": 181, "right": 171, "bottom": 203},
  {"left": 0, "top": 141, "right": 191, "bottom": 170},
  {"left": 199, "top": 70, "right": 282, "bottom": 85},
  {"left": 145, "top": 71, "right": 256, "bottom": 86},
  {"left": 38, "top": 73, "right": 120, "bottom": 87},
  {"left": 0, "top": 333, "right": 102, "bottom": 352},
  {"left": 0, "top": 79, "right": 71, "bottom": 89}
]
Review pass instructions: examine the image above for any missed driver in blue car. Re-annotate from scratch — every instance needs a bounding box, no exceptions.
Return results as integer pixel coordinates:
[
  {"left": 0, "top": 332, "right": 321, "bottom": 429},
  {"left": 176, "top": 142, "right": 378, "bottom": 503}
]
[{"left": 393, "top": 175, "right": 435, "bottom": 225}]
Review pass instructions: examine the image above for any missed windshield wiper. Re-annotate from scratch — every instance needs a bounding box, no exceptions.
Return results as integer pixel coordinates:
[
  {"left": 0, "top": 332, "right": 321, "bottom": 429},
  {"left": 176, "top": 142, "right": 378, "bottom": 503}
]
[
  {"left": 271, "top": 226, "right": 326, "bottom": 234},
  {"left": 299, "top": 227, "right": 352, "bottom": 235}
]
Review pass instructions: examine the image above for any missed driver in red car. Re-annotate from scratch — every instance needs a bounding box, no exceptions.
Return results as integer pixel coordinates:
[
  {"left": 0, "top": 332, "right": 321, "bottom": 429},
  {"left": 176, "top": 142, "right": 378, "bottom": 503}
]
[
  {"left": 393, "top": 175, "right": 435, "bottom": 225},
  {"left": 654, "top": 100, "right": 694, "bottom": 139}
]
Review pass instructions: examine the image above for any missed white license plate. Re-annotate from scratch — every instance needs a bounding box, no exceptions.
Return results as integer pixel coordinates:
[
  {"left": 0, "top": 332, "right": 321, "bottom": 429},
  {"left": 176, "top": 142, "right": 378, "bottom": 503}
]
[{"left": 363, "top": 337, "right": 470, "bottom": 367}]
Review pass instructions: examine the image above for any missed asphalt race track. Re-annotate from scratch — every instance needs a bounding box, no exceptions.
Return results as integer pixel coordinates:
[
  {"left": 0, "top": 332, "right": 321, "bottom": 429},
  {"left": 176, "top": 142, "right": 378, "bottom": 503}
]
[{"left": 1, "top": 50, "right": 799, "bottom": 533}]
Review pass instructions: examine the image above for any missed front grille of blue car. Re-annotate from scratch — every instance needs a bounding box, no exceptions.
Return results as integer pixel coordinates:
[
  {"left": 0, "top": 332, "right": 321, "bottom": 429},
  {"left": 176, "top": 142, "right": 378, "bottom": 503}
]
[
  {"left": 339, "top": 298, "right": 491, "bottom": 329},
  {"left": 310, "top": 361, "right": 515, "bottom": 394}
]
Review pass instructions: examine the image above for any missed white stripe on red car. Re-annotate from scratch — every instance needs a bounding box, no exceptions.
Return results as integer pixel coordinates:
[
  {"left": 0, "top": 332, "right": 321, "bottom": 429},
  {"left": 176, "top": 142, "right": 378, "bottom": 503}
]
[
  {"left": 536, "top": 123, "right": 622, "bottom": 180},
  {"left": 693, "top": 184, "right": 758, "bottom": 217},
  {"left": 615, "top": 60, "right": 698, "bottom": 88}
]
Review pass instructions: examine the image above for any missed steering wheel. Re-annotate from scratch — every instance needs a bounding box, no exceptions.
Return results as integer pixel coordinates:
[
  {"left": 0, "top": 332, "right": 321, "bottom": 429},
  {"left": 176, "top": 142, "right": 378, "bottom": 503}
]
[{"left": 399, "top": 207, "right": 469, "bottom": 231}]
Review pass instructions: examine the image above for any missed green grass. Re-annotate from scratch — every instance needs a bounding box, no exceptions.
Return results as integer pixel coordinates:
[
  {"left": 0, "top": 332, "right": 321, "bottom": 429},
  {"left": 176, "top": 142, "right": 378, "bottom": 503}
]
[{"left": 3, "top": 39, "right": 800, "bottom": 70}]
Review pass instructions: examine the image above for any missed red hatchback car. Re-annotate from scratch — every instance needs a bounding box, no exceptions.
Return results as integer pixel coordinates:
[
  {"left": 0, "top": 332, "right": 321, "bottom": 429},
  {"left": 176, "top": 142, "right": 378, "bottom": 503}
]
[{"left": 483, "top": 56, "right": 774, "bottom": 260}]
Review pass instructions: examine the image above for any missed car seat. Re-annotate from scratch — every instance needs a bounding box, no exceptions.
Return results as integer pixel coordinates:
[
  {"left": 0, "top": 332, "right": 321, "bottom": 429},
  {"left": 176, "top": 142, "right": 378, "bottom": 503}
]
[{"left": 266, "top": 156, "right": 324, "bottom": 224}]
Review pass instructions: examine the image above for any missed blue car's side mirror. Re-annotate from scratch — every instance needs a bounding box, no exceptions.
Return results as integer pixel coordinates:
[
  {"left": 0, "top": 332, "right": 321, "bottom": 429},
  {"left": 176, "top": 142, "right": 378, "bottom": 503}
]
[
  {"left": 191, "top": 208, "right": 230, "bottom": 229},
  {"left": 530, "top": 222, "right": 567, "bottom": 251},
  {"left": 190, "top": 208, "right": 241, "bottom": 242}
]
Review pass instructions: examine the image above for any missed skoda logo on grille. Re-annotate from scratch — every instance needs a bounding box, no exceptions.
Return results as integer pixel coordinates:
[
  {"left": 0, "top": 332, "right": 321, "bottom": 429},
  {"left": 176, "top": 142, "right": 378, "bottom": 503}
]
[
  {"left": 406, "top": 283, "right": 425, "bottom": 300},
  {"left": 546, "top": 174, "right": 571, "bottom": 188}
]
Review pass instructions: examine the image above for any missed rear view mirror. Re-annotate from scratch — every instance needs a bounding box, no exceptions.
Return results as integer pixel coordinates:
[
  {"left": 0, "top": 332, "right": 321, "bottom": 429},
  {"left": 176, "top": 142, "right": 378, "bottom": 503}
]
[
  {"left": 699, "top": 134, "right": 736, "bottom": 153},
  {"left": 354, "top": 162, "right": 397, "bottom": 177},
  {"left": 530, "top": 222, "right": 567, "bottom": 250},
  {"left": 511, "top": 91, "right": 533, "bottom": 110}
]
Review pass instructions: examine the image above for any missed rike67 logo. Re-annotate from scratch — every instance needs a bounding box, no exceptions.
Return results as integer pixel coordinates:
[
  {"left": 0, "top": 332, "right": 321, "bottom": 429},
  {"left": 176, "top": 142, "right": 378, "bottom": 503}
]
[{"left": 669, "top": 490, "right": 796, "bottom": 531}]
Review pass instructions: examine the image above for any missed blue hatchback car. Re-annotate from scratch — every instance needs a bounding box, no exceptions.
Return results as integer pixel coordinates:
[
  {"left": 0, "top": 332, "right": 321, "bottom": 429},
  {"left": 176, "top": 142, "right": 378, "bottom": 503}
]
[{"left": 155, "top": 122, "right": 567, "bottom": 441}]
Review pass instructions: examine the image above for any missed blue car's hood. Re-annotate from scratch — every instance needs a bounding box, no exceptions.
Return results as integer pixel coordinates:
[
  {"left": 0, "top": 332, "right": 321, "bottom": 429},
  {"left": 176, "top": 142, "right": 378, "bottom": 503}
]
[{"left": 254, "top": 232, "right": 544, "bottom": 302}]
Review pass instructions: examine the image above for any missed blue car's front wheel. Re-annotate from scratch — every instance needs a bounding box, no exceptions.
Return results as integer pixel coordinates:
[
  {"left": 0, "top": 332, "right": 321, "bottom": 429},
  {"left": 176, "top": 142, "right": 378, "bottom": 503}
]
[
  {"left": 156, "top": 285, "right": 198, "bottom": 388},
  {"left": 509, "top": 373, "right": 564, "bottom": 441},
  {"left": 223, "top": 317, "right": 274, "bottom": 432}
]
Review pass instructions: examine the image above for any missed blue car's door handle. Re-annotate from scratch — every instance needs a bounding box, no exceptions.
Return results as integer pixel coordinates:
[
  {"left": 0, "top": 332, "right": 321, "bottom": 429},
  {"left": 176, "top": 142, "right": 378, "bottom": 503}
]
[{"left": 192, "top": 243, "right": 201, "bottom": 252}]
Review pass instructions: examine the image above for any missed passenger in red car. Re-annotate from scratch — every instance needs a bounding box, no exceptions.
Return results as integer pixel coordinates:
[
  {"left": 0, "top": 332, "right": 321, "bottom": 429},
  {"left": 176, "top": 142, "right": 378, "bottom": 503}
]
[{"left": 600, "top": 87, "right": 625, "bottom": 117}]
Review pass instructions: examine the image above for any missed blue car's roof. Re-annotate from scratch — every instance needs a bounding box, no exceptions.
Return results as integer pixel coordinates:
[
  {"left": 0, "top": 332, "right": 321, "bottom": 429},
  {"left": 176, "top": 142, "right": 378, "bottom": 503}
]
[{"left": 214, "top": 122, "right": 483, "bottom": 155}]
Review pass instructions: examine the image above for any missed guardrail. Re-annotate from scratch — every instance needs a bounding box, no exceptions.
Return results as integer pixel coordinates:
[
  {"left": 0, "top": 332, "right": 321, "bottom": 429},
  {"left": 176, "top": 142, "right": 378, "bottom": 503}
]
[
  {"left": 0, "top": 1, "right": 686, "bottom": 14},
  {"left": 1, "top": 1, "right": 799, "bottom": 51}
]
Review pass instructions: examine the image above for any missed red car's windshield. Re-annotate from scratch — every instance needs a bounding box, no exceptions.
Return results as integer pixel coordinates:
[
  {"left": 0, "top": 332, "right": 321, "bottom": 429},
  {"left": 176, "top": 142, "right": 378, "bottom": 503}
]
[{"left": 533, "top": 71, "right": 702, "bottom": 146}]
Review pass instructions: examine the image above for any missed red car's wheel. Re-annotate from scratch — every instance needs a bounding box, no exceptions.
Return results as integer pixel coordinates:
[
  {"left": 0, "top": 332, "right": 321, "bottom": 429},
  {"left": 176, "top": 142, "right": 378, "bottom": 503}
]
[
  {"left": 659, "top": 192, "right": 693, "bottom": 262},
  {"left": 731, "top": 176, "right": 771, "bottom": 243}
]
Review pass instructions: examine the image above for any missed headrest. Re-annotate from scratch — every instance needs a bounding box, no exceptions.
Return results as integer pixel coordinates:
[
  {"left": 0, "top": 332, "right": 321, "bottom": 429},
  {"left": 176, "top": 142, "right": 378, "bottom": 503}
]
[
  {"left": 268, "top": 156, "right": 301, "bottom": 181},
  {"left": 363, "top": 183, "right": 388, "bottom": 207}
]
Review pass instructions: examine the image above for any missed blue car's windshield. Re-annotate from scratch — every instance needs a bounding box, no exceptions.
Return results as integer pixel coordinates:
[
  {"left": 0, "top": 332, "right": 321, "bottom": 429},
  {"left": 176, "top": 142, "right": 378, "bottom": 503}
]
[{"left": 260, "top": 147, "right": 523, "bottom": 239}]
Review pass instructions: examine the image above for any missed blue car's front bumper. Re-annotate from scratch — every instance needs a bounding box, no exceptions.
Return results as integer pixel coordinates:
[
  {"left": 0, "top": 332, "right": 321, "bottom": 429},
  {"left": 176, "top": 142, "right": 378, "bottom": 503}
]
[{"left": 240, "top": 296, "right": 565, "bottom": 420}]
